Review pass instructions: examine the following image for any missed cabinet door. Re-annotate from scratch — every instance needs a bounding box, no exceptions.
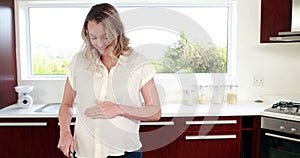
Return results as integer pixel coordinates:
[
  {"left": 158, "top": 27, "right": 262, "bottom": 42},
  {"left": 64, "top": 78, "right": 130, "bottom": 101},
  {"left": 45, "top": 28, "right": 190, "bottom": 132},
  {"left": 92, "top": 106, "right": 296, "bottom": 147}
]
[
  {"left": 179, "top": 130, "right": 241, "bottom": 158},
  {"left": 260, "top": 0, "right": 292, "bottom": 43},
  {"left": 0, "top": 0, "right": 18, "bottom": 108},
  {"left": 140, "top": 117, "right": 242, "bottom": 158},
  {"left": 140, "top": 118, "right": 179, "bottom": 158},
  {"left": 180, "top": 116, "right": 241, "bottom": 158},
  {"left": 0, "top": 118, "right": 56, "bottom": 158}
]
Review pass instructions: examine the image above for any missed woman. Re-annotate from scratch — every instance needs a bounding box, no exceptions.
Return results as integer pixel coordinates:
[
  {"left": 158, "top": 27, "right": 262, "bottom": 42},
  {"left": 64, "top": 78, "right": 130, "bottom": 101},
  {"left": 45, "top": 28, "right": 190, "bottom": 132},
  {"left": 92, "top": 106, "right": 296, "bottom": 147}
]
[{"left": 57, "top": 3, "right": 161, "bottom": 158}]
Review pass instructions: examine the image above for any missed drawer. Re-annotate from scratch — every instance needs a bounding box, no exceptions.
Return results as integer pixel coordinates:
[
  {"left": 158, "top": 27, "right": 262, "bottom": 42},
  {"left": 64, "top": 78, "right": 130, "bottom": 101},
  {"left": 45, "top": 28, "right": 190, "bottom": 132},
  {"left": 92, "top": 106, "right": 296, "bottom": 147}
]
[
  {"left": 183, "top": 116, "right": 242, "bottom": 131},
  {"left": 140, "top": 117, "right": 174, "bottom": 132},
  {"left": 183, "top": 130, "right": 239, "bottom": 140}
]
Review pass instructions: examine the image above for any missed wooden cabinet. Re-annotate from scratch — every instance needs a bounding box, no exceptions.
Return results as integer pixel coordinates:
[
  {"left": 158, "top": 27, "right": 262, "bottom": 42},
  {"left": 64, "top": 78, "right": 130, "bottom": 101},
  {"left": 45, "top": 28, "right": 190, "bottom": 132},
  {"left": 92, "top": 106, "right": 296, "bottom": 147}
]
[
  {"left": 0, "top": 118, "right": 57, "bottom": 158},
  {"left": 241, "top": 116, "right": 261, "bottom": 158},
  {"left": 180, "top": 130, "right": 241, "bottom": 158},
  {"left": 0, "top": 116, "right": 260, "bottom": 158},
  {"left": 140, "top": 117, "right": 179, "bottom": 157},
  {"left": 260, "top": 0, "right": 292, "bottom": 43},
  {"left": 0, "top": 118, "right": 75, "bottom": 158},
  {"left": 0, "top": 0, "right": 18, "bottom": 108},
  {"left": 179, "top": 117, "right": 241, "bottom": 158},
  {"left": 140, "top": 116, "right": 246, "bottom": 158}
]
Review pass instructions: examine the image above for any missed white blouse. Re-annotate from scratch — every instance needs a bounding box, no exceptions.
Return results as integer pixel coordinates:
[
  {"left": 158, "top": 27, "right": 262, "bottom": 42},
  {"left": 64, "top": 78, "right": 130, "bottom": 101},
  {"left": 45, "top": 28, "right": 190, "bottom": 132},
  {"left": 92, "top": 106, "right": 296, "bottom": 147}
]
[{"left": 67, "top": 49, "right": 155, "bottom": 158}]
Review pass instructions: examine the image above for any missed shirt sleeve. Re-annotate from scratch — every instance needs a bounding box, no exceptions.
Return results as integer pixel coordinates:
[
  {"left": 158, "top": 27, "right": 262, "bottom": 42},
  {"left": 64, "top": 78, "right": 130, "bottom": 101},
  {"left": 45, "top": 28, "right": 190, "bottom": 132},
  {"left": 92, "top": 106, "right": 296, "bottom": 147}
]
[
  {"left": 140, "top": 61, "right": 156, "bottom": 87},
  {"left": 66, "top": 53, "right": 78, "bottom": 90}
]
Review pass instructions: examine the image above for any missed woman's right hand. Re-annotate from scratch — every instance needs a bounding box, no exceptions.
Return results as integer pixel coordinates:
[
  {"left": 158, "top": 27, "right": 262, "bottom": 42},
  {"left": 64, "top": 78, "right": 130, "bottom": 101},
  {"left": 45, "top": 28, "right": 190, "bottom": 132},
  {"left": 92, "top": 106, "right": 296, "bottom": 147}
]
[{"left": 57, "top": 131, "right": 74, "bottom": 157}]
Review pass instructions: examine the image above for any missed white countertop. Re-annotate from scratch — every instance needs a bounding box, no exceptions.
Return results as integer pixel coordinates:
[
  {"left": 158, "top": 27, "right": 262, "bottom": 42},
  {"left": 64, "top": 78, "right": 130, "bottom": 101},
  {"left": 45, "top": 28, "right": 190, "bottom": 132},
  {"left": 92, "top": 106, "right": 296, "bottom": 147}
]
[
  {"left": 0, "top": 104, "right": 62, "bottom": 118},
  {"left": 0, "top": 101, "right": 273, "bottom": 118}
]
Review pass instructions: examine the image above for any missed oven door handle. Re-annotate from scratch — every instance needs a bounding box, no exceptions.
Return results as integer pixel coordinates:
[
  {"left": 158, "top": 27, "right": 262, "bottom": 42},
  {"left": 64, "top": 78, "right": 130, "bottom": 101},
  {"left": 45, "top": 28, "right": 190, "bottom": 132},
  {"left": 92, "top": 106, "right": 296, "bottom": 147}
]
[{"left": 265, "top": 132, "right": 300, "bottom": 143}]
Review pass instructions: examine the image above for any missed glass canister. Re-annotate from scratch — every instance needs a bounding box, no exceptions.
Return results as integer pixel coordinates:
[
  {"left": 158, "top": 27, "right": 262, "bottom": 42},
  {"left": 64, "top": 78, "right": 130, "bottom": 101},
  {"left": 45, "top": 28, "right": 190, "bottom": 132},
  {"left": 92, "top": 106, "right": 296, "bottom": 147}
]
[
  {"left": 182, "top": 86, "right": 197, "bottom": 105},
  {"left": 226, "top": 85, "right": 238, "bottom": 104},
  {"left": 198, "top": 85, "right": 209, "bottom": 104},
  {"left": 211, "top": 85, "right": 226, "bottom": 104}
]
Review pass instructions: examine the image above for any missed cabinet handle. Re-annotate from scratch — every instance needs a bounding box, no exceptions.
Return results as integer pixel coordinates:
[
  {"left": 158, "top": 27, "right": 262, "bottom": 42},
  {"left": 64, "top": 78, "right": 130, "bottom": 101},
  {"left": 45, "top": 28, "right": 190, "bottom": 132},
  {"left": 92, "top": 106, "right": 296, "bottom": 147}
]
[
  {"left": 140, "top": 121, "right": 174, "bottom": 126},
  {"left": 185, "top": 134, "right": 236, "bottom": 140},
  {"left": 57, "top": 122, "right": 76, "bottom": 126},
  {"left": 185, "top": 120, "right": 237, "bottom": 125},
  {"left": 0, "top": 122, "right": 47, "bottom": 127},
  {"left": 265, "top": 133, "right": 300, "bottom": 143}
]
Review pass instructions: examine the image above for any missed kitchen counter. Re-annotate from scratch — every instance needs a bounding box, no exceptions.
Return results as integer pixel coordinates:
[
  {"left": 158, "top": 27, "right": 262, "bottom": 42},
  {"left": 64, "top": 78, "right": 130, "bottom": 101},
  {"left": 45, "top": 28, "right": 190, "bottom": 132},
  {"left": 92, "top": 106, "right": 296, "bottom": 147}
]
[{"left": 0, "top": 101, "right": 272, "bottom": 118}]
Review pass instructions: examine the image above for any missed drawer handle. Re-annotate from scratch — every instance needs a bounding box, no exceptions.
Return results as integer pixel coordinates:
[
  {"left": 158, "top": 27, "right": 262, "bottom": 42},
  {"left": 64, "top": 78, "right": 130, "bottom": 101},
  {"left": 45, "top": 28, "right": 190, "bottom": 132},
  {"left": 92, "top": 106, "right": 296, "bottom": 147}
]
[
  {"left": 185, "top": 120, "right": 237, "bottom": 125},
  {"left": 0, "top": 122, "right": 47, "bottom": 127},
  {"left": 57, "top": 122, "right": 76, "bottom": 126},
  {"left": 265, "top": 133, "right": 300, "bottom": 143},
  {"left": 140, "top": 121, "right": 174, "bottom": 126},
  {"left": 185, "top": 134, "right": 236, "bottom": 140}
]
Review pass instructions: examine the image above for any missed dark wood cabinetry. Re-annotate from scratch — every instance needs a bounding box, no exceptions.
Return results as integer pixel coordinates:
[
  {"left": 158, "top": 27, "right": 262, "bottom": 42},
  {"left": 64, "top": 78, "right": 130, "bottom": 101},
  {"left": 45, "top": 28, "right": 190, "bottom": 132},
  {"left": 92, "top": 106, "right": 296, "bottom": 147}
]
[
  {"left": 241, "top": 116, "right": 261, "bottom": 158},
  {"left": 0, "top": 118, "right": 58, "bottom": 157},
  {"left": 0, "top": 118, "right": 75, "bottom": 158},
  {"left": 141, "top": 116, "right": 259, "bottom": 158},
  {"left": 260, "top": 0, "right": 292, "bottom": 43},
  {"left": 179, "top": 116, "right": 241, "bottom": 158},
  {"left": 0, "top": 116, "right": 260, "bottom": 158},
  {"left": 140, "top": 116, "right": 260, "bottom": 158},
  {"left": 0, "top": 0, "right": 18, "bottom": 108},
  {"left": 180, "top": 130, "right": 241, "bottom": 158}
]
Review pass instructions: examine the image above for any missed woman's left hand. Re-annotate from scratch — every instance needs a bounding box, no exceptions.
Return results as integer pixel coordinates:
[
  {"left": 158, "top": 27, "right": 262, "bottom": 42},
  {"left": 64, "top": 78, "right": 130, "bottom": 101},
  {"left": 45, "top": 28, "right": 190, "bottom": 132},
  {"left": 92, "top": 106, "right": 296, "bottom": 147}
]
[{"left": 84, "top": 100, "right": 124, "bottom": 119}]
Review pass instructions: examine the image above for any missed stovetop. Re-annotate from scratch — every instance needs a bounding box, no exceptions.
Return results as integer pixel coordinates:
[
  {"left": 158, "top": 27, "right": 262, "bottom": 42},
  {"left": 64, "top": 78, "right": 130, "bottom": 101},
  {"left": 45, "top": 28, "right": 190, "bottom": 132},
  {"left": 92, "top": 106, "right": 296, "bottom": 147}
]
[
  {"left": 264, "top": 101, "right": 300, "bottom": 116},
  {"left": 261, "top": 101, "right": 300, "bottom": 134}
]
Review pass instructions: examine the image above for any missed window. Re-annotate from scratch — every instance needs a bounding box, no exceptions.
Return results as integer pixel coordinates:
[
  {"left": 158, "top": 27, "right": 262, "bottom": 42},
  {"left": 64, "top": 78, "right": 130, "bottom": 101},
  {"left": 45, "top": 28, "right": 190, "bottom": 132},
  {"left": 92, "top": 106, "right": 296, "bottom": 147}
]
[
  {"left": 29, "top": 7, "right": 88, "bottom": 75},
  {"left": 16, "top": 1, "right": 236, "bottom": 79}
]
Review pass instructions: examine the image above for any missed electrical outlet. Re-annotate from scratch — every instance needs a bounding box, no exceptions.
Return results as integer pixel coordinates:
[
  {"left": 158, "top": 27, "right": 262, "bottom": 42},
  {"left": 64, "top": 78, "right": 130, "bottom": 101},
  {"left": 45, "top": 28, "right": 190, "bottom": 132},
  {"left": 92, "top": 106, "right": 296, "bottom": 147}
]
[{"left": 253, "top": 76, "right": 264, "bottom": 86}]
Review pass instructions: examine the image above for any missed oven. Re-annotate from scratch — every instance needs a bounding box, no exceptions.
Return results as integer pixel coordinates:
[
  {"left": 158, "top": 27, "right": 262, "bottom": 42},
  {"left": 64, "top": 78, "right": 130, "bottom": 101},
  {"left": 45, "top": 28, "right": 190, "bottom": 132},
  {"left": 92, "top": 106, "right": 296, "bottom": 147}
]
[{"left": 259, "top": 101, "right": 300, "bottom": 158}]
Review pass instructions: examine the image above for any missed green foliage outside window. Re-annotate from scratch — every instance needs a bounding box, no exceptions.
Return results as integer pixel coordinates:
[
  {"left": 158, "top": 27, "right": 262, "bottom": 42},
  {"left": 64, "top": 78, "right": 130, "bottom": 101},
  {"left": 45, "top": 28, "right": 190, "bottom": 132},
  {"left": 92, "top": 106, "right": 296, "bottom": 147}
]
[
  {"left": 32, "top": 32, "right": 226, "bottom": 75},
  {"left": 152, "top": 32, "right": 227, "bottom": 73},
  {"left": 33, "top": 53, "right": 69, "bottom": 75}
]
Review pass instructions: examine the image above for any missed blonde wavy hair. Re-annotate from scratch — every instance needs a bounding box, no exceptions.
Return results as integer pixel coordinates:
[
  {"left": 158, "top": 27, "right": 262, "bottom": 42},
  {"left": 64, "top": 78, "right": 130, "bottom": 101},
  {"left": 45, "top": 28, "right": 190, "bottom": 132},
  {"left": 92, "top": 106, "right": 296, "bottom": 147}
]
[{"left": 81, "top": 3, "right": 130, "bottom": 63}]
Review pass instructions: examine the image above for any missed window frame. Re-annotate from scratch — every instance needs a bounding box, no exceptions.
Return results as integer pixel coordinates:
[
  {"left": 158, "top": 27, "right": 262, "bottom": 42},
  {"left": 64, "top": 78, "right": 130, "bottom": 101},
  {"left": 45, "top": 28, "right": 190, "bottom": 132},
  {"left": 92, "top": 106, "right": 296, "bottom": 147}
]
[{"left": 15, "top": 0, "right": 237, "bottom": 83}]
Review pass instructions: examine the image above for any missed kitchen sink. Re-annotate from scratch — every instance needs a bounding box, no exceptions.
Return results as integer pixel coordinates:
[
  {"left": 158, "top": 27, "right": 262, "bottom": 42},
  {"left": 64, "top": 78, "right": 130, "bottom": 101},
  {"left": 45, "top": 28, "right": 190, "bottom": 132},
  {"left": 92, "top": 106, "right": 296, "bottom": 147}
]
[{"left": 34, "top": 103, "right": 77, "bottom": 113}]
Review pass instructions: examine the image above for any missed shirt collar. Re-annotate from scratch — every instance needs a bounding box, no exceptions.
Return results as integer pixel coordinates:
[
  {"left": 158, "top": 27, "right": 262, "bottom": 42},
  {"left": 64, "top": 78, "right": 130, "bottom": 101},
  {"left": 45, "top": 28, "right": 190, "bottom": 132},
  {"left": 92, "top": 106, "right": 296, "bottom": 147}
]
[{"left": 94, "top": 53, "right": 129, "bottom": 67}]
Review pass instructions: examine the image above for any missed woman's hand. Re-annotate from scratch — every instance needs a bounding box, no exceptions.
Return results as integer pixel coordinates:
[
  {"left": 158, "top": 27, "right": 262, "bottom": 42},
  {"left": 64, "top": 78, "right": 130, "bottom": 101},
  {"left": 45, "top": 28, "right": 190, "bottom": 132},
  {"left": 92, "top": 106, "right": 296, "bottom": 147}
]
[
  {"left": 84, "top": 100, "right": 124, "bottom": 119},
  {"left": 57, "top": 131, "right": 74, "bottom": 157}
]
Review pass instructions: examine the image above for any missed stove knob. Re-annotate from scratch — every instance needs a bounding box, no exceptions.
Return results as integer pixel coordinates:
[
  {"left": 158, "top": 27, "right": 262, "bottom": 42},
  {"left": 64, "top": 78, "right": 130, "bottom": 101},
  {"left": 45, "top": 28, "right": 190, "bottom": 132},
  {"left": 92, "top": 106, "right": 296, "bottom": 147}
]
[
  {"left": 280, "top": 126, "right": 285, "bottom": 131},
  {"left": 291, "top": 128, "right": 297, "bottom": 133}
]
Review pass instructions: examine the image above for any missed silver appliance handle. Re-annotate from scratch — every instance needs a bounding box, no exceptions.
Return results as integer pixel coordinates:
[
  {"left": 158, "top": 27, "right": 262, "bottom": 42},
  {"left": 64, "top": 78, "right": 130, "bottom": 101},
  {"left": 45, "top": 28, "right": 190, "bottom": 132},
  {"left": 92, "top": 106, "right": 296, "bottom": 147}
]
[
  {"left": 185, "top": 134, "right": 236, "bottom": 140},
  {"left": 265, "top": 132, "right": 300, "bottom": 143},
  {"left": 0, "top": 122, "right": 47, "bottom": 126},
  {"left": 140, "top": 121, "right": 174, "bottom": 126}
]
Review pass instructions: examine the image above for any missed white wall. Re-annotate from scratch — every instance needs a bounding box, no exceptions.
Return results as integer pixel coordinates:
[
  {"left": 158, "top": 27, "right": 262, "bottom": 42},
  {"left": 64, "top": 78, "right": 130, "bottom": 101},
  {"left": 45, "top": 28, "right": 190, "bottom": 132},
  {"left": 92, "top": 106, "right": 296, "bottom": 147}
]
[
  {"left": 237, "top": 0, "right": 300, "bottom": 102},
  {"left": 17, "top": 0, "right": 300, "bottom": 104}
]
